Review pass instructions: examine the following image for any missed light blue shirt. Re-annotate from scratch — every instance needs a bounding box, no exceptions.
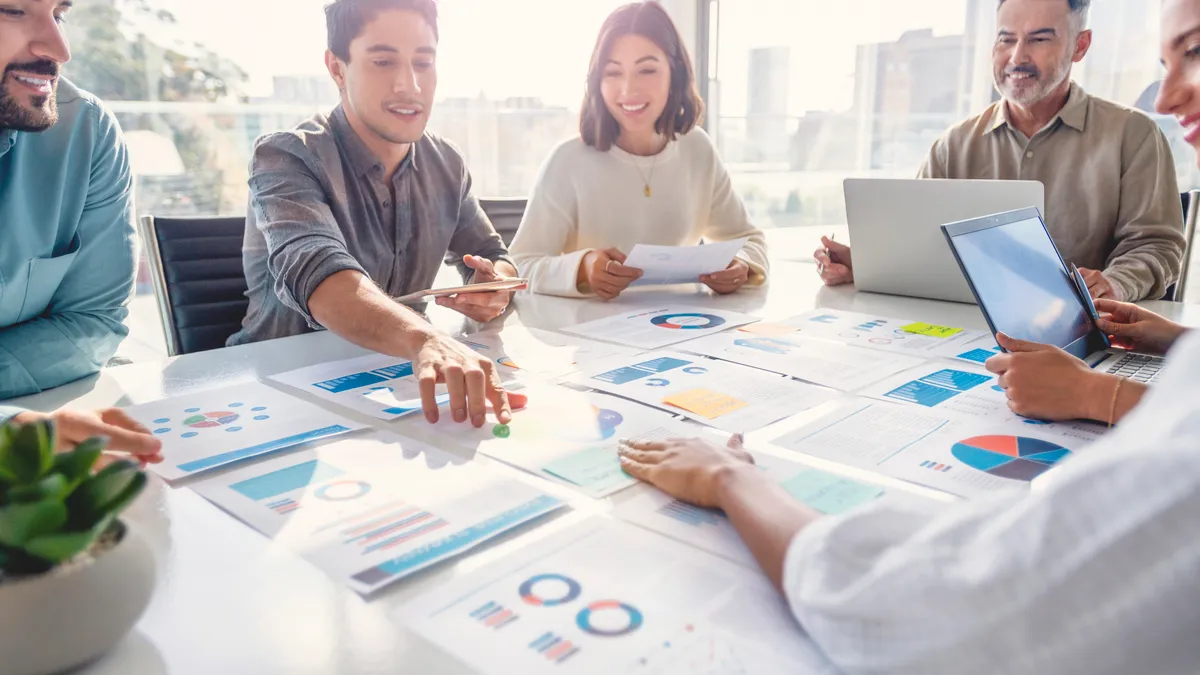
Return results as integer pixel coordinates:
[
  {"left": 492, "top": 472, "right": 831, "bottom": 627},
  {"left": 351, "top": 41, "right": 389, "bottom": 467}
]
[{"left": 0, "top": 78, "right": 135, "bottom": 408}]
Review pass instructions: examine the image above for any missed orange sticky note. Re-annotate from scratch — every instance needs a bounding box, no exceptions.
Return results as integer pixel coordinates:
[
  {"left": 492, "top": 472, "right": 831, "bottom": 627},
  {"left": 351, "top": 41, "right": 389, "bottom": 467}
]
[
  {"left": 663, "top": 389, "right": 749, "bottom": 420},
  {"left": 738, "top": 322, "right": 797, "bottom": 337}
]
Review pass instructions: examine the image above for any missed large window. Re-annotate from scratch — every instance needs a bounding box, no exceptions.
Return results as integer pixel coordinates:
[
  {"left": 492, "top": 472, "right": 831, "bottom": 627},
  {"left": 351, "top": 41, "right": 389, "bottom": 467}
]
[{"left": 706, "top": 0, "right": 1194, "bottom": 230}]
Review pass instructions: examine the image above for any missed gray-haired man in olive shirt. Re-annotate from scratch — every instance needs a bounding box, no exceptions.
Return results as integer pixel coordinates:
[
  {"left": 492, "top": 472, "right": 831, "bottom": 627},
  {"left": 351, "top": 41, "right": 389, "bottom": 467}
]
[{"left": 231, "top": 0, "right": 524, "bottom": 427}]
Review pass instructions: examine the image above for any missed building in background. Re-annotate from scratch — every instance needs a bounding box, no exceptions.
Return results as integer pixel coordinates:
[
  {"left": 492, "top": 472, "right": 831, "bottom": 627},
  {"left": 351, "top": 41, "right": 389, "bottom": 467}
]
[
  {"left": 853, "top": 28, "right": 967, "bottom": 170},
  {"left": 746, "top": 46, "right": 790, "bottom": 165}
]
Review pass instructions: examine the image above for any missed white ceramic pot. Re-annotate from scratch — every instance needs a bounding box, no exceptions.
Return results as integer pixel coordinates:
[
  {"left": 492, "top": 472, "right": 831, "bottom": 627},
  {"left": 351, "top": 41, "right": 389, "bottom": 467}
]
[{"left": 0, "top": 521, "right": 156, "bottom": 675}]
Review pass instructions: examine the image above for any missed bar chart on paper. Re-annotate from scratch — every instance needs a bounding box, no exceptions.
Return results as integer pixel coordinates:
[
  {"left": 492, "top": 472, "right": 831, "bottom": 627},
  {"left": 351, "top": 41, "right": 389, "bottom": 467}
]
[{"left": 193, "top": 433, "right": 564, "bottom": 594}]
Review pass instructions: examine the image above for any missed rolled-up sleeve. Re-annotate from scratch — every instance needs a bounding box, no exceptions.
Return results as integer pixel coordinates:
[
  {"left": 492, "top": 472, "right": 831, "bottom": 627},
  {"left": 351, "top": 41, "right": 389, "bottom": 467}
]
[
  {"left": 247, "top": 136, "right": 367, "bottom": 329},
  {"left": 1102, "top": 119, "right": 1186, "bottom": 302},
  {"left": 447, "top": 165, "right": 514, "bottom": 282}
]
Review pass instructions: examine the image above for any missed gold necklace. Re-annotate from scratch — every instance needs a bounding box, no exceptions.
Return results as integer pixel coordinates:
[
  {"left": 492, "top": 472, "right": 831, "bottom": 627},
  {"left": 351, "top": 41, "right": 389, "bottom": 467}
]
[
  {"left": 634, "top": 153, "right": 658, "bottom": 198},
  {"left": 628, "top": 137, "right": 666, "bottom": 198}
]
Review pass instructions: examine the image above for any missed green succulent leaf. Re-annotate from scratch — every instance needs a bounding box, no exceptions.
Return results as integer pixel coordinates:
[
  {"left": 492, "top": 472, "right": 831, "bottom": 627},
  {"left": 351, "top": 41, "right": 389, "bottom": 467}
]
[
  {"left": 67, "top": 460, "right": 144, "bottom": 530},
  {"left": 0, "top": 500, "right": 68, "bottom": 547},
  {"left": 23, "top": 531, "right": 97, "bottom": 565},
  {"left": 51, "top": 439, "right": 105, "bottom": 490},
  {"left": 5, "top": 422, "right": 54, "bottom": 483},
  {"left": 7, "top": 474, "right": 70, "bottom": 503}
]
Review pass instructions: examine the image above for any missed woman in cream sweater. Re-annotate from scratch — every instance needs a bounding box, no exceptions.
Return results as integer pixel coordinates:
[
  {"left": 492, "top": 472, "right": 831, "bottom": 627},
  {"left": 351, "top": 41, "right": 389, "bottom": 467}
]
[{"left": 509, "top": 1, "right": 768, "bottom": 300}]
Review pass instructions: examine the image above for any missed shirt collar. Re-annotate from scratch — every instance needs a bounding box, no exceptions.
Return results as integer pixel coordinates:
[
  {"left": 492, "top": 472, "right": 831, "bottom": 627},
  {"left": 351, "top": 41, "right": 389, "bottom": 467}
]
[
  {"left": 0, "top": 129, "right": 17, "bottom": 158},
  {"left": 987, "top": 81, "right": 1089, "bottom": 135},
  {"left": 329, "top": 104, "right": 419, "bottom": 179}
]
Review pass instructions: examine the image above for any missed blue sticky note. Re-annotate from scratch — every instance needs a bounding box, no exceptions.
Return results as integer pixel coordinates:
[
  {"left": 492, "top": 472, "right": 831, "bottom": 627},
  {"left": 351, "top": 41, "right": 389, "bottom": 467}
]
[
  {"left": 779, "top": 470, "right": 885, "bottom": 515},
  {"left": 541, "top": 446, "right": 632, "bottom": 495}
]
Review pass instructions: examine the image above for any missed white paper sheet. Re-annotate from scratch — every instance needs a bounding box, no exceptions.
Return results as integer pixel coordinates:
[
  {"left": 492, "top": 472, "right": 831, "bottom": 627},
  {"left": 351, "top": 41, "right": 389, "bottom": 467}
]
[
  {"left": 124, "top": 381, "right": 365, "bottom": 481},
  {"left": 624, "top": 238, "right": 750, "bottom": 287},
  {"left": 457, "top": 326, "right": 643, "bottom": 384},
  {"left": 570, "top": 352, "right": 839, "bottom": 433},
  {"left": 395, "top": 518, "right": 836, "bottom": 675},
  {"left": 560, "top": 306, "right": 759, "bottom": 350},
  {"left": 783, "top": 309, "right": 1001, "bottom": 363},
  {"left": 615, "top": 453, "right": 889, "bottom": 568},
  {"left": 680, "top": 331, "right": 927, "bottom": 392},
  {"left": 191, "top": 432, "right": 564, "bottom": 594},
  {"left": 269, "top": 353, "right": 447, "bottom": 421},
  {"left": 406, "top": 384, "right": 693, "bottom": 498},
  {"left": 855, "top": 359, "right": 1033, "bottom": 422},
  {"left": 770, "top": 397, "right": 1107, "bottom": 498}
]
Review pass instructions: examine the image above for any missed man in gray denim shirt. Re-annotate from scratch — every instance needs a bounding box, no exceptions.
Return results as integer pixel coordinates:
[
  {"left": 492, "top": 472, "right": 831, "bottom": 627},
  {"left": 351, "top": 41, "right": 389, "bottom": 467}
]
[{"left": 229, "top": 0, "right": 524, "bottom": 428}]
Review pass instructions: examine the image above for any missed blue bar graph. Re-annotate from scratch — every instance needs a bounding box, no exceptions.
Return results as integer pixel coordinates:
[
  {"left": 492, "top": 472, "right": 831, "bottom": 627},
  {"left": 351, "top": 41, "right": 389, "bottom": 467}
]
[
  {"left": 884, "top": 381, "right": 962, "bottom": 407},
  {"left": 921, "top": 369, "right": 992, "bottom": 392},
  {"left": 593, "top": 357, "right": 691, "bottom": 385},
  {"left": 231, "top": 460, "right": 346, "bottom": 501},
  {"left": 177, "top": 425, "right": 353, "bottom": 474},
  {"left": 369, "top": 363, "right": 415, "bottom": 380},
  {"left": 956, "top": 349, "right": 996, "bottom": 364},
  {"left": 312, "top": 362, "right": 414, "bottom": 393}
]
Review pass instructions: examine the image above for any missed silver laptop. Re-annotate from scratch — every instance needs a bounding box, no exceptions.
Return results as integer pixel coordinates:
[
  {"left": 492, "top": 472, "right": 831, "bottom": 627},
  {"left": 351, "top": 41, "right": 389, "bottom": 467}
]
[
  {"left": 843, "top": 178, "right": 1045, "bottom": 303},
  {"left": 943, "top": 207, "right": 1163, "bottom": 384}
]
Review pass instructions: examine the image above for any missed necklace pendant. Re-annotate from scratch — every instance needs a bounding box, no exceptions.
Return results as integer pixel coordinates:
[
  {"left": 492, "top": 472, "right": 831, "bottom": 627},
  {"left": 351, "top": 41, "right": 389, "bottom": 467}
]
[{"left": 644, "top": 185, "right": 652, "bottom": 198}]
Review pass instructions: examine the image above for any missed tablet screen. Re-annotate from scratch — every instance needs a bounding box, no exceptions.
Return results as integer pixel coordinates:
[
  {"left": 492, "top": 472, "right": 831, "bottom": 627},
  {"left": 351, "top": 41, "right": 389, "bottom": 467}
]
[{"left": 947, "top": 215, "right": 1092, "bottom": 349}]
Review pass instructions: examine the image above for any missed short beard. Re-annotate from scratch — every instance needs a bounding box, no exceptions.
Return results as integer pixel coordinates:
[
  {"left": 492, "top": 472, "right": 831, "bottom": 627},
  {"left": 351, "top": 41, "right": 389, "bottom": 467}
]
[{"left": 0, "top": 72, "right": 59, "bottom": 132}]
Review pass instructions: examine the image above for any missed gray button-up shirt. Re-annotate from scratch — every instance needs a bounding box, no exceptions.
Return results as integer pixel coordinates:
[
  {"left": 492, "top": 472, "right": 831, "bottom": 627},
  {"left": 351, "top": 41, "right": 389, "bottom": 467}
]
[{"left": 228, "top": 106, "right": 512, "bottom": 346}]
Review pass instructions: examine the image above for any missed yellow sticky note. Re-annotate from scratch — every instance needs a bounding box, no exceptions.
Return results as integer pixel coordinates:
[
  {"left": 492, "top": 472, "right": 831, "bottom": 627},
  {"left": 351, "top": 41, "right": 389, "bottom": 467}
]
[
  {"left": 738, "top": 323, "right": 797, "bottom": 337},
  {"left": 662, "top": 389, "right": 749, "bottom": 420},
  {"left": 900, "top": 322, "right": 964, "bottom": 339}
]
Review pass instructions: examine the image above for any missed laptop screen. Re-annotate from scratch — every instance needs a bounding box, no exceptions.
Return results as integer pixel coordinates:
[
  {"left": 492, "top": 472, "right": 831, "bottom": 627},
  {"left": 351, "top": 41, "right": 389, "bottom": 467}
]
[{"left": 944, "top": 212, "right": 1094, "bottom": 351}]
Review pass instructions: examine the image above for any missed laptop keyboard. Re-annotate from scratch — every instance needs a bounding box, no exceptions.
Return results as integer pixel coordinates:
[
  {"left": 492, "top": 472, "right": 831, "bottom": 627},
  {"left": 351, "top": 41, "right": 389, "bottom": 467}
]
[{"left": 1105, "top": 354, "right": 1163, "bottom": 383}]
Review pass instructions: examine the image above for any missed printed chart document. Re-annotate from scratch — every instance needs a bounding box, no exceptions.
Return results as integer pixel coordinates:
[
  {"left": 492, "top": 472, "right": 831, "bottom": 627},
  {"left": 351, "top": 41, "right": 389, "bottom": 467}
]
[
  {"left": 458, "top": 326, "right": 642, "bottom": 384},
  {"left": 193, "top": 432, "right": 564, "bottom": 595},
  {"left": 396, "top": 519, "right": 836, "bottom": 675},
  {"left": 856, "top": 359, "right": 1033, "bottom": 423},
  {"left": 560, "top": 306, "right": 759, "bottom": 350},
  {"left": 270, "top": 353, "right": 448, "bottom": 421},
  {"left": 783, "top": 309, "right": 1001, "bottom": 364},
  {"left": 624, "top": 237, "right": 750, "bottom": 287},
  {"left": 770, "top": 397, "right": 1106, "bottom": 498},
  {"left": 410, "top": 384, "right": 693, "bottom": 498},
  {"left": 125, "top": 381, "right": 365, "bottom": 481},
  {"left": 680, "top": 331, "right": 927, "bottom": 392},
  {"left": 570, "top": 352, "right": 839, "bottom": 433},
  {"left": 616, "top": 453, "right": 887, "bottom": 568}
]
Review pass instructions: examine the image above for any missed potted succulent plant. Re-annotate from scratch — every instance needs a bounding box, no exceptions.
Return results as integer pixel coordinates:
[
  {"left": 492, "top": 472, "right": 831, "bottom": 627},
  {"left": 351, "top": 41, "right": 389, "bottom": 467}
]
[{"left": 0, "top": 420, "right": 156, "bottom": 675}]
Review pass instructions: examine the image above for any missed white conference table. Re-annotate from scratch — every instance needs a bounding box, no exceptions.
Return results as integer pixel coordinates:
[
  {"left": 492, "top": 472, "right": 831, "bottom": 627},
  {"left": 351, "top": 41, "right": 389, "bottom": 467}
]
[{"left": 9, "top": 259, "right": 1197, "bottom": 675}]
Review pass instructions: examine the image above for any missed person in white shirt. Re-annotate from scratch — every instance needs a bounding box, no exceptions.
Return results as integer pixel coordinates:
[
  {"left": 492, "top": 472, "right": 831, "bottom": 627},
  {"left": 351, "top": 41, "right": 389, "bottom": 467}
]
[
  {"left": 617, "top": 8, "right": 1200, "bottom": 666},
  {"left": 508, "top": 1, "right": 768, "bottom": 300}
]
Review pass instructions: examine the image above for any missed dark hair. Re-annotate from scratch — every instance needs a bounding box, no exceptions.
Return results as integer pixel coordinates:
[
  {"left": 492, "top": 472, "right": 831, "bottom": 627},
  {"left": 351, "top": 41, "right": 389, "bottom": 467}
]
[
  {"left": 997, "top": 0, "right": 1091, "bottom": 28},
  {"left": 580, "top": 1, "right": 704, "bottom": 151},
  {"left": 325, "top": 0, "right": 439, "bottom": 62}
]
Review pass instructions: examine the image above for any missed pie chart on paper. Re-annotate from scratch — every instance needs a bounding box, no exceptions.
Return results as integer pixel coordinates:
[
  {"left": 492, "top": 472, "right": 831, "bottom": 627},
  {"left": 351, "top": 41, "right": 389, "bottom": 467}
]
[{"left": 951, "top": 435, "right": 1071, "bottom": 481}]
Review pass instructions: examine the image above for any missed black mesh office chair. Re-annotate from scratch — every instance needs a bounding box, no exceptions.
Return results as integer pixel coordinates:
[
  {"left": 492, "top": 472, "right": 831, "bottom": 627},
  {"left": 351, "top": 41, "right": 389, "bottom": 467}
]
[
  {"left": 480, "top": 198, "right": 527, "bottom": 247},
  {"left": 138, "top": 216, "right": 249, "bottom": 356},
  {"left": 1173, "top": 190, "right": 1198, "bottom": 302}
]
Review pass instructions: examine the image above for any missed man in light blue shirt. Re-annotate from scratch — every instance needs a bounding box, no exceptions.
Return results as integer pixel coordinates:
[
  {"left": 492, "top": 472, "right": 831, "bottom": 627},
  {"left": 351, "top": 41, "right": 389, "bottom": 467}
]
[{"left": 0, "top": 0, "right": 136, "bottom": 403}]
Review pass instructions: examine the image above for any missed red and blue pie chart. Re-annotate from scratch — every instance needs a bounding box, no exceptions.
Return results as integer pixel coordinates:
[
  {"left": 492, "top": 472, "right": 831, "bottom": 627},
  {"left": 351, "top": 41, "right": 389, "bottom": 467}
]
[
  {"left": 650, "top": 313, "right": 726, "bottom": 330},
  {"left": 951, "top": 435, "right": 1071, "bottom": 481}
]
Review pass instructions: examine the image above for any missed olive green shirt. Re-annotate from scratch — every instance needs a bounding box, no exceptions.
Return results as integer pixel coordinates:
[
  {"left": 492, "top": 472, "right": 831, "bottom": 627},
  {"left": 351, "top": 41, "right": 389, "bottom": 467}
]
[{"left": 919, "top": 82, "right": 1185, "bottom": 301}]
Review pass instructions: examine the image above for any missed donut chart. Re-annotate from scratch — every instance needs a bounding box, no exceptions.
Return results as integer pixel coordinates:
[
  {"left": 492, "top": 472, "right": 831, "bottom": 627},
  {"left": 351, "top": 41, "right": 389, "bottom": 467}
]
[
  {"left": 314, "top": 480, "right": 372, "bottom": 501},
  {"left": 575, "top": 600, "right": 644, "bottom": 636},
  {"left": 519, "top": 574, "right": 582, "bottom": 607},
  {"left": 650, "top": 313, "right": 726, "bottom": 330}
]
